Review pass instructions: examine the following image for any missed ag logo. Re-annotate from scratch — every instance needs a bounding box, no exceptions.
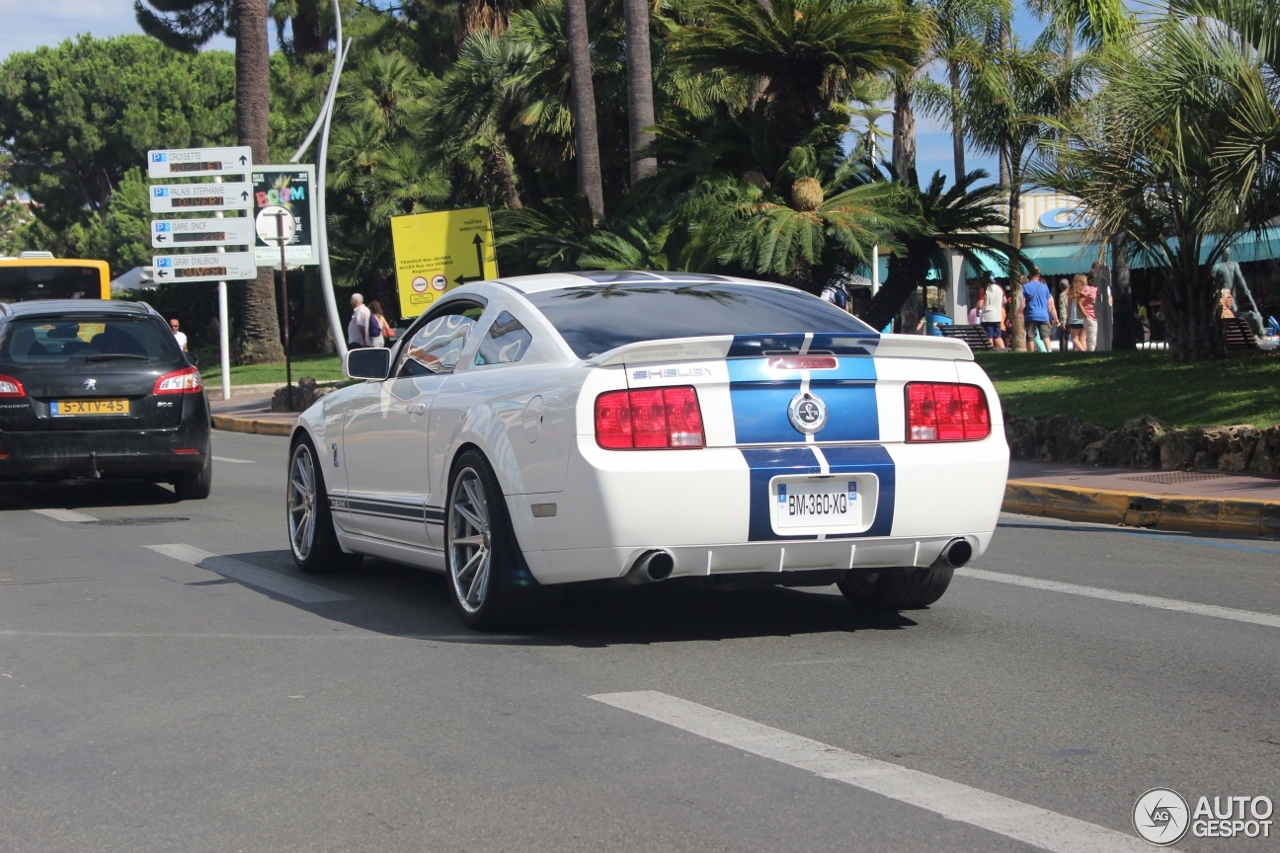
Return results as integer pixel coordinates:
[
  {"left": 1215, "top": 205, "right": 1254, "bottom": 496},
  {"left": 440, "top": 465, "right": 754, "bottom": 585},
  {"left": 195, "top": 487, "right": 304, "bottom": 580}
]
[
  {"left": 1133, "top": 788, "right": 1190, "bottom": 846},
  {"left": 787, "top": 391, "right": 827, "bottom": 435}
]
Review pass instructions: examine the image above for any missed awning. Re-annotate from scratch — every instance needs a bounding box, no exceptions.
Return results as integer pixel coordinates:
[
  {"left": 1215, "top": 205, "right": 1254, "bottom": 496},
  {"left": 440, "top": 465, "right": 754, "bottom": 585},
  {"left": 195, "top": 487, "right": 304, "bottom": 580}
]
[{"left": 1021, "top": 243, "right": 1106, "bottom": 277}]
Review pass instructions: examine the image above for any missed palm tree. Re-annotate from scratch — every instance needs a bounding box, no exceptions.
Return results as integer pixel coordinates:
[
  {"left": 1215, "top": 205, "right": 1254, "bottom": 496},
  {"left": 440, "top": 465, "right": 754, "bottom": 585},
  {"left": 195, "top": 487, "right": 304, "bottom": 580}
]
[
  {"left": 670, "top": 0, "right": 929, "bottom": 159},
  {"left": 136, "top": 0, "right": 283, "bottom": 363},
  {"left": 564, "top": 0, "right": 606, "bottom": 218},
  {"left": 623, "top": 0, "right": 658, "bottom": 184},
  {"left": 862, "top": 168, "right": 1023, "bottom": 330},
  {"left": 1044, "top": 16, "right": 1277, "bottom": 361},
  {"left": 962, "top": 42, "right": 1081, "bottom": 349}
]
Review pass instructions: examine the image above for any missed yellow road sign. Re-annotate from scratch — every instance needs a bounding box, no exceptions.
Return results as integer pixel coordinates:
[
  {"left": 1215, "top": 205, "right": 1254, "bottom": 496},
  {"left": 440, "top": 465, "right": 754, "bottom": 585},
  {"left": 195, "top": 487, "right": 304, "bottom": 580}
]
[{"left": 390, "top": 207, "right": 498, "bottom": 318}]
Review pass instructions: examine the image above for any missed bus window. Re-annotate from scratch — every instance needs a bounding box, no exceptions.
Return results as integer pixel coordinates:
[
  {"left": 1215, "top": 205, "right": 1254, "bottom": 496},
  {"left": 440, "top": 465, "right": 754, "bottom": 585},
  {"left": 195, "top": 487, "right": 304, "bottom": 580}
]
[{"left": 0, "top": 256, "right": 112, "bottom": 303}]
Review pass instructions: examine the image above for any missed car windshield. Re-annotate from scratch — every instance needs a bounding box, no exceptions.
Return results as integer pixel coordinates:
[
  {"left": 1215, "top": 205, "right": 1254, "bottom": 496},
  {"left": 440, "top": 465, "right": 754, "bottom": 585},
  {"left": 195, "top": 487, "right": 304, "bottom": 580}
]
[
  {"left": 0, "top": 316, "right": 183, "bottom": 368},
  {"left": 525, "top": 280, "right": 877, "bottom": 359}
]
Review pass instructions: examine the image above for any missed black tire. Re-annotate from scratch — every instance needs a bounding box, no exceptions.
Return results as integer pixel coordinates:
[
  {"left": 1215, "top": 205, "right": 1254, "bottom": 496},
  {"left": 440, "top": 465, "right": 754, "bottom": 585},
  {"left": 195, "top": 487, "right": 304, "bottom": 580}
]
[
  {"left": 287, "top": 437, "right": 362, "bottom": 574},
  {"left": 173, "top": 453, "right": 212, "bottom": 500},
  {"left": 445, "top": 450, "right": 559, "bottom": 630},
  {"left": 838, "top": 564, "right": 955, "bottom": 610}
]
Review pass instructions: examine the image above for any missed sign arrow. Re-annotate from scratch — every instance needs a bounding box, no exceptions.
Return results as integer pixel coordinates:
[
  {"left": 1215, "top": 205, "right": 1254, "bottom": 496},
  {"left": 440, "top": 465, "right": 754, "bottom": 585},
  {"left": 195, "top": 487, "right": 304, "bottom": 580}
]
[
  {"left": 158, "top": 269, "right": 169, "bottom": 278},
  {"left": 241, "top": 190, "right": 250, "bottom": 201},
  {"left": 239, "top": 155, "right": 248, "bottom": 165},
  {"left": 453, "top": 234, "right": 487, "bottom": 285},
  {"left": 156, "top": 234, "right": 167, "bottom": 243}
]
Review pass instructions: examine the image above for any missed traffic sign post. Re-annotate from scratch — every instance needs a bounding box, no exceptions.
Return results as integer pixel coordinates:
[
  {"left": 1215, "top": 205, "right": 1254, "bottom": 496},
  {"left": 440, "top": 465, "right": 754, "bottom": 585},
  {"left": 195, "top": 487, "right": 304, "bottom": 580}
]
[
  {"left": 148, "top": 148, "right": 260, "bottom": 403},
  {"left": 389, "top": 207, "right": 498, "bottom": 318},
  {"left": 148, "top": 147, "right": 253, "bottom": 179},
  {"left": 151, "top": 217, "right": 256, "bottom": 249},
  {"left": 260, "top": 208, "right": 298, "bottom": 403}
]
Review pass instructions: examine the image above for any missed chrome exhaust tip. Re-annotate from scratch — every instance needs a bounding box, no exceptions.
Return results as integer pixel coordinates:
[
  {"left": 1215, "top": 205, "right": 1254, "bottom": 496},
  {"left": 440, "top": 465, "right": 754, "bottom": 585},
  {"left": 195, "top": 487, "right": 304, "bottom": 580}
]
[
  {"left": 936, "top": 538, "right": 973, "bottom": 569},
  {"left": 623, "top": 550, "right": 675, "bottom": 585}
]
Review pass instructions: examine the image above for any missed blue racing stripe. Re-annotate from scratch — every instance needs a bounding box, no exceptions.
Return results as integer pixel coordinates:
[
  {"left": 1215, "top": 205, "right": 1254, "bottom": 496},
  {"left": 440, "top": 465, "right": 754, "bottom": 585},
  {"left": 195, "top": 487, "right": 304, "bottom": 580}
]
[
  {"left": 741, "top": 446, "right": 895, "bottom": 541},
  {"left": 728, "top": 356, "right": 879, "bottom": 444}
]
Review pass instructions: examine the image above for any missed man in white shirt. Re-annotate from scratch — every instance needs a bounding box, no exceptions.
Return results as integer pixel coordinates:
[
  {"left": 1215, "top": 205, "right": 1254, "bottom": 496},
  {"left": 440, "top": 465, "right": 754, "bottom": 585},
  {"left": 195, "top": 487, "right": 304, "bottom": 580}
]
[
  {"left": 169, "top": 318, "right": 188, "bottom": 352},
  {"left": 348, "top": 293, "right": 371, "bottom": 349}
]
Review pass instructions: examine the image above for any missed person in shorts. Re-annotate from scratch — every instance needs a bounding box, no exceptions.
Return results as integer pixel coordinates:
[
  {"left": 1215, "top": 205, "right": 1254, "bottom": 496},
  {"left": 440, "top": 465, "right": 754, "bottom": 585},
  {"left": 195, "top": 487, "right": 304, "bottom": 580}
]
[
  {"left": 976, "top": 273, "right": 1007, "bottom": 349},
  {"left": 1021, "top": 266, "right": 1059, "bottom": 351}
]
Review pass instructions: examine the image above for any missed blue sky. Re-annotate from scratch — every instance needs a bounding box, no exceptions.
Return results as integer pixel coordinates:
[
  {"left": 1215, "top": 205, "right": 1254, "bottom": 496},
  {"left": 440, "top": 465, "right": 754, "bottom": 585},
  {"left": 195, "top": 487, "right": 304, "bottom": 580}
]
[{"left": 1, "top": 0, "right": 1046, "bottom": 188}]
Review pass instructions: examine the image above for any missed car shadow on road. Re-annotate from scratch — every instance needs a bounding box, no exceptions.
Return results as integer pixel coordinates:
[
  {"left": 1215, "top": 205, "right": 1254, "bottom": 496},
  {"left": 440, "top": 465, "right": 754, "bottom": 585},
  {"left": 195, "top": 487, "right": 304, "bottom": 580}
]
[
  {"left": 0, "top": 480, "right": 179, "bottom": 510},
  {"left": 221, "top": 550, "right": 922, "bottom": 647}
]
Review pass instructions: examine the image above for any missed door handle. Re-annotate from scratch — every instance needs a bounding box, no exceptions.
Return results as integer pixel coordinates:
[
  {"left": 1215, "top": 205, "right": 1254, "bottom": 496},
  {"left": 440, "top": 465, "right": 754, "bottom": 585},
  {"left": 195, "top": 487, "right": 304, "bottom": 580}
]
[{"left": 406, "top": 403, "right": 427, "bottom": 415}]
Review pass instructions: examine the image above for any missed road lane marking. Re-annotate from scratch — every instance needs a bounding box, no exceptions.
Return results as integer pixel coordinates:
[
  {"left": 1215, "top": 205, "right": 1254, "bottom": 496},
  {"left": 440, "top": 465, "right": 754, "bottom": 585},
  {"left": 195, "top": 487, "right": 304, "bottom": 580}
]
[
  {"left": 957, "top": 567, "right": 1280, "bottom": 629},
  {"left": 145, "top": 543, "right": 353, "bottom": 604},
  {"left": 0, "top": 631, "right": 387, "bottom": 640},
  {"left": 212, "top": 456, "right": 255, "bottom": 464},
  {"left": 591, "top": 691, "right": 1155, "bottom": 853},
  {"left": 29, "top": 508, "right": 97, "bottom": 523}
]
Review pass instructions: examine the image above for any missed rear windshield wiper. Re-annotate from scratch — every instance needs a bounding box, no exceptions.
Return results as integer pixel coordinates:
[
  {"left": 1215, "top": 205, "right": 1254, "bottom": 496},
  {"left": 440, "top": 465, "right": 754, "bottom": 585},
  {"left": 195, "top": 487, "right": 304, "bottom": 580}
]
[{"left": 83, "top": 353, "right": 151, "bottom": 362}]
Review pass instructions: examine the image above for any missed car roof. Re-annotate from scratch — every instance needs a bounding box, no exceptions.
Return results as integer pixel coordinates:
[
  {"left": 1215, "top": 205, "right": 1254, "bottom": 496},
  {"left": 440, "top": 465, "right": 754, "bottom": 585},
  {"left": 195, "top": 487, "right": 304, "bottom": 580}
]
[
  {"left": 0, "top": 299, "right": 157, "bottom": 318},
  {"left": 493, "top": 270, "right": 778, "bottom": 295}
]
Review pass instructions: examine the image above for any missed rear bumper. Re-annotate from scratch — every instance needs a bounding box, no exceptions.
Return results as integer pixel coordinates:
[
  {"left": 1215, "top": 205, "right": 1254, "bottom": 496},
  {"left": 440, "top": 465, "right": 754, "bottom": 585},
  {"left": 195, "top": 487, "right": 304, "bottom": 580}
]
[{"left": 0, "top": 424, "right": 210, "bottom": 481}]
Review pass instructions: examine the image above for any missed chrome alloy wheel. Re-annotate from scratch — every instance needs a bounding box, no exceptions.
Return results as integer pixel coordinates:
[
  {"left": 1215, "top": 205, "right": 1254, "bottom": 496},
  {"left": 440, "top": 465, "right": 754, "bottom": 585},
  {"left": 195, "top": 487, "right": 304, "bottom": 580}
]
[
  {"left": 288, "top": 444, "right": 318, "bottom": 561},
  {"left": 449, "top": 466, "right": 492, "bottom": 614}
]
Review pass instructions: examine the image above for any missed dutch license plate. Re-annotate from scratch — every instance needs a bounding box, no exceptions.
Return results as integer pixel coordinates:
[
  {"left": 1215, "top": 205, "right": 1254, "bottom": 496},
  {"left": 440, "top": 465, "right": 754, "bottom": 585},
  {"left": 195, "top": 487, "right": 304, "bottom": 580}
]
[
  {"left": 51, "top": 398, "right": 129, "bottom": 417},
  {"left": 774, "top": 478, "right": 859, "bottom": 530}
]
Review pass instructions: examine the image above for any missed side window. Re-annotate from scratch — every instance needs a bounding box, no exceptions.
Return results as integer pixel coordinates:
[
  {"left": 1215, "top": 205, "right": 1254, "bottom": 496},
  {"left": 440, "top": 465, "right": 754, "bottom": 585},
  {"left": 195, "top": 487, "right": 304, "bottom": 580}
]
[
  {"left": 475, "top": 311, "right": 532, "bottom": 366},
  {"left": 396, "top": 302, "right": 484, "bottom": 377}
]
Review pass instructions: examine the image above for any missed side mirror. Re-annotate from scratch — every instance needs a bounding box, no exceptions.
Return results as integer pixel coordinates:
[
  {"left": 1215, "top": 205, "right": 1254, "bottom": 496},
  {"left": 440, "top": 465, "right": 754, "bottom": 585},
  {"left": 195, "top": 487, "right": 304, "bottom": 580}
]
[
  {"left": 345, "top": 346, "right": 391, "bottom": 381},
  {"left": 185, "top": 352, "right": 200, "bottom": 366}
]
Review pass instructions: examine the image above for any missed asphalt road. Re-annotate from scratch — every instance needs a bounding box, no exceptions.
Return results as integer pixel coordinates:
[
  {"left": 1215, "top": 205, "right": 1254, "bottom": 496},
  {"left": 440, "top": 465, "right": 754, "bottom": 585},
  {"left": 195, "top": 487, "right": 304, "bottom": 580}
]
[{"left": 2, "top": 431, "right": 1278, "bottom": 852}]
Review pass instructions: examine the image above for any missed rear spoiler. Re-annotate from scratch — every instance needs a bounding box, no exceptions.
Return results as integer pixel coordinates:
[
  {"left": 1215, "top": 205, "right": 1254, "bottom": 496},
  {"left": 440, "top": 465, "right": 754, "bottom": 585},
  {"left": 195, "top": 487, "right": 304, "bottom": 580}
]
[{"left": 589, "top": 332, "right": 973, "bottom": 367}]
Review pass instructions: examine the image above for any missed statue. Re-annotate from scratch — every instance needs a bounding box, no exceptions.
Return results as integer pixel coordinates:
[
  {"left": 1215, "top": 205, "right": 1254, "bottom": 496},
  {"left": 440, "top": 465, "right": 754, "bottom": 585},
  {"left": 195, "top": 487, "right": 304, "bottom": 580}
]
[{"left": 1212, "top": 248, "right": 1264, "bottom": 337}]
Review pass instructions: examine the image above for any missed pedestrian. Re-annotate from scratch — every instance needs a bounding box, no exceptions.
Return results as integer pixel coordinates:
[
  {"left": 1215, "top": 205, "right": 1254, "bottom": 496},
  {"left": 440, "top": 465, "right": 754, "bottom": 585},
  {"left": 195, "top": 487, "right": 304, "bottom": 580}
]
[
  {"left": 1056, "top": 278, "right": 1072, "bottom": 351},
  {"left": 1021, "top": 266, "right": 1059, "bottom": 352},
  {"left": 168, "top": 317, "right": 188, "bottom": 352},
  {"left": 368, "top": 300, "right": 391, "bottom": 347},
  {"left": 1080, "top": 273, "right": 1098, "bottom": 351},
  {"left": 348, "top": 293, "right": 371, "bottom": 349},
  {"left": 1066, "top": 275, "right": 1087, "bottom": 351},
  {"left": 976, "top": 272, "right": 1007, "bottom": 350}
]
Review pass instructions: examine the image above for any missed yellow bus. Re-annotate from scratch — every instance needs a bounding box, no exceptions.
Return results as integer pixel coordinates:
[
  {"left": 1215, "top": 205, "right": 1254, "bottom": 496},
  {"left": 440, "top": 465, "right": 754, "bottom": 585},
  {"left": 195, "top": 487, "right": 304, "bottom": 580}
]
[{"left": 0, "top": 253, "right": 112, "bottom": 302}]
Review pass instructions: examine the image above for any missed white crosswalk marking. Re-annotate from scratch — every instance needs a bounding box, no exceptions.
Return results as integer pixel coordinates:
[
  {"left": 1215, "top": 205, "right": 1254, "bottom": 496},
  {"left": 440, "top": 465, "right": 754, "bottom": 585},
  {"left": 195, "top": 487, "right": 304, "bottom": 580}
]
[
  {"left": 212, "top": 456, "right": 255, "bottom": 464},
  {"left": 30, "top": 508, "right": 97, "bottom": 523},
  {"left": 591, "top": 691, "right": 1160, "bottom": 853},
  {"left": 957, "top": 567, "right": 1280, "bottom": 629},
  {"left": 146, "top": 543, "right": 352, "bottom": 604}
]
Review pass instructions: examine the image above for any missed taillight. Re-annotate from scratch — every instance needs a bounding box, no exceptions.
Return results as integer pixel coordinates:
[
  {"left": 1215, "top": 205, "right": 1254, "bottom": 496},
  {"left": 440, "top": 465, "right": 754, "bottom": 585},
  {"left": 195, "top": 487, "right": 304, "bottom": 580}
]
[
  {"left": 154, "top": 366, "right": 203, "bottom": 395},
  {"left": 0, "top": 374, "right": 25, "bottom": 397},
  {"left": 906, "top": 383, "right": 990, "bottom": 441},
  {"left": 595, "top": 386, "right": 705, "bottom": 449}
]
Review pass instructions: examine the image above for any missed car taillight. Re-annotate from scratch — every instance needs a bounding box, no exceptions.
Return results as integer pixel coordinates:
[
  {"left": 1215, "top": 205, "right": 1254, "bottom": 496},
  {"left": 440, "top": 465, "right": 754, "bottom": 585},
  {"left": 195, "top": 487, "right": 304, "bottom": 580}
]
[
  {"left": 906, "top": 382, "right": 990, "bottom": 442},
  {"left": 595, "top": 386, "right": 705, "bottom": 449},
  {"left": 0, "top": 374, "right": 25, "bottom": 397},
  {"left": 154, "top": 366, "right": 203, "bottom": 395}
]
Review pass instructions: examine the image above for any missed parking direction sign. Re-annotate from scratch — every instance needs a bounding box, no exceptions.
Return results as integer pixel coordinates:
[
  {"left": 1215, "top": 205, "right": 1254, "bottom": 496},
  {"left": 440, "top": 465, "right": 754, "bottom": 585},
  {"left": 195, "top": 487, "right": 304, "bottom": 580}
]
[
  {"left": 151, "top": 217, "right": 255, "bottom": 249},
  {"left": 148, "top": 147, "right": 253, "bottom": 179},
  {"left": 152, "top": 252, "right": 258, "bottom": 283},
  {"left": 149, "top": 182, "right": 254, "bottom": 213}
]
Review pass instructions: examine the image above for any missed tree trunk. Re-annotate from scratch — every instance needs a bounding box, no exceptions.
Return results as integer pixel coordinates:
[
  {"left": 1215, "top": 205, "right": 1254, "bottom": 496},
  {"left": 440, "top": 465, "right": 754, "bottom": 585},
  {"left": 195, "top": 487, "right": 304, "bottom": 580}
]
[
  {"left": 1110, "top": 232, "right": 1136, "bottom": 350},
  {"left": 291, "top": 0, "right": 326, "bottom": 56},
  {"left": 235, "top": 0, "right": 285, "bottom": 364},
  {"left": 948, "top": 61, "right": 965, "bottom": 181},
  {"left": 1007, "top": 177, "right": 1025, "bottom": 351},
  {"left": 623, "top": 0, "right": 657, "bottom": 186},
  {"left": 483, "top": 140, "right": 522, "bottom": 209},
  {"left": 892, "top": 75, "right": 917, "bottom": 180},
  {"left": 565, "top": 0, "right": 605, "bottom": 219}
]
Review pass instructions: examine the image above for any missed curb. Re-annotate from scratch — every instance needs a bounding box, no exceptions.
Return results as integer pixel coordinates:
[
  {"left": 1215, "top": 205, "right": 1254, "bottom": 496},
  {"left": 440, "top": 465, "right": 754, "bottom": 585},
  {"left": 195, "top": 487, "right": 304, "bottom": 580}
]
[
  {"left": 1004, "top": 481, "right": 1280, "bottom": 539},
  {"left": 211, "top": 414, "right": 293, "bottom": 437}
]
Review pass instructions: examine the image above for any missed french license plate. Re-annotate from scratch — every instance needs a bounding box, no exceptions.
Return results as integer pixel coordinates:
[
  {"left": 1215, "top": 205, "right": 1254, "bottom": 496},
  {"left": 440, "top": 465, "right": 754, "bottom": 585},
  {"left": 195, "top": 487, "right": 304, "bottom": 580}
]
[
  {"left": 774, "top": 478, "right": 859, "bottom": 530},
  {"left": 51, "top": 398, "right": 129, "bottom": 417}
]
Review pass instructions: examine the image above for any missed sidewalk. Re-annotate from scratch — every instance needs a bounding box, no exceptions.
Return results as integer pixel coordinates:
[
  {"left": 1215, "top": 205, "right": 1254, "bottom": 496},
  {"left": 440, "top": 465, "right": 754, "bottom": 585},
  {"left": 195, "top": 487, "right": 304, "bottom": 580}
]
[{"left": 210, "top": 390, "right": 1280, "bottom": 540}]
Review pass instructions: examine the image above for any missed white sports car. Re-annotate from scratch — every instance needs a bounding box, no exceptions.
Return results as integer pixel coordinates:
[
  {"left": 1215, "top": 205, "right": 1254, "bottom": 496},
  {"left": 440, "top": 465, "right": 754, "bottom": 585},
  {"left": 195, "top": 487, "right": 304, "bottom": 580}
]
[{"left": 286, "top": 272, "right": 1009, "bottom": 628}]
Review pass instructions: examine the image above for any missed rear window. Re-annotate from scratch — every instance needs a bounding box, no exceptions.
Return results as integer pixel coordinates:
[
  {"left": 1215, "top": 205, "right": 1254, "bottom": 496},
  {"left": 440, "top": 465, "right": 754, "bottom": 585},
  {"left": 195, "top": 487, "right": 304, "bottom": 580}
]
[
  {"left": 0, "top": 316, "right": 183, "bottom": 368},
  {"left": 526, "top": 282, "right": 877, "bottom": 359}
]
